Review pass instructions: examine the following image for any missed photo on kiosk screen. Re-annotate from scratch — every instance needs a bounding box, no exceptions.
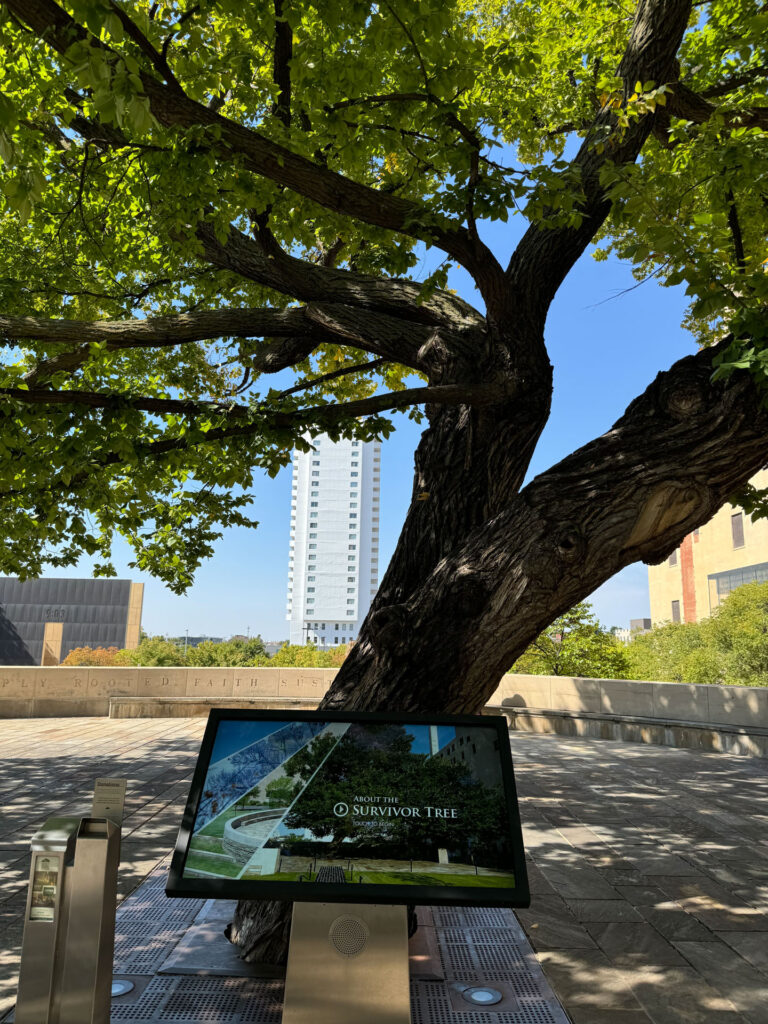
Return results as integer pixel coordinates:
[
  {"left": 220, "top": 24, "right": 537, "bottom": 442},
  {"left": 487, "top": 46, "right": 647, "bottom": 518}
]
[{"left": 182, "top": 719, "right": 516, "bottom": 889}]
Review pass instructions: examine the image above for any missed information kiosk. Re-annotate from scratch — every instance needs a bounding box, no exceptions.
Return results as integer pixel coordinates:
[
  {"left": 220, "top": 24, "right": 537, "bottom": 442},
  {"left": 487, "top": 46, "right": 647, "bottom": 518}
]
[{"left": 167, "top": 710, "right": 529, "bottom": 1023}]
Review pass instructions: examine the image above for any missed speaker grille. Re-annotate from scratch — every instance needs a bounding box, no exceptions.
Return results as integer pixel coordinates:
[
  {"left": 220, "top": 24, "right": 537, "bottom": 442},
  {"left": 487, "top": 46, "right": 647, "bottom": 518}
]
[{"left": 328, "top": 915, "right": 369, "bottom": 957}]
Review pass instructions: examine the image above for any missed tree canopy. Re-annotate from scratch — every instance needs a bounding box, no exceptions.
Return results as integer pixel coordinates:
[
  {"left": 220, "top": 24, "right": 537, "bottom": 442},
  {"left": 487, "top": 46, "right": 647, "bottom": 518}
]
[{"left": 1, "top": 0, "right": 766, "bottom": 592}]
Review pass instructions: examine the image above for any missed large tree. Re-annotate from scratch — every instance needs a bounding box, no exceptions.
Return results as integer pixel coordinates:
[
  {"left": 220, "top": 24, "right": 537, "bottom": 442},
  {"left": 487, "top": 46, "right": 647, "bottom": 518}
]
[{"left": 1, "top": 0, "right": 767, "bottom": 957}]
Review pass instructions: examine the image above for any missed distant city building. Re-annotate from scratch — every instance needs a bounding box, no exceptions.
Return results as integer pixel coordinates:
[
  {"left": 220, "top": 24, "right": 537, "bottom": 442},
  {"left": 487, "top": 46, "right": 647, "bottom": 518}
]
[
  {"left": 0, "top": 577, "right": 143, "bottom": 665},
  {"left": 613, "top": 619, "right": 652, "bottom": 644},
  {"left": 169, "top": 635, "right": 223, "bottom": 648},
  {"left": 264, "top": 641, "right": 287, "bottom": 656},
  {"left": 648, "top": 469, "right": 768, "bottom": 624},
  {"left": 286, "top": 434, "right": 381, "bottom": 649}
]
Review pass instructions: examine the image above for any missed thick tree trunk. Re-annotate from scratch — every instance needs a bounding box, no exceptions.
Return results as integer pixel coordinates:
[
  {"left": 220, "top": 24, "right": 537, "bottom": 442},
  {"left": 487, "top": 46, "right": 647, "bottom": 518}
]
[{"left": 230, "top": 336, "right": 768, "bottom": 963}]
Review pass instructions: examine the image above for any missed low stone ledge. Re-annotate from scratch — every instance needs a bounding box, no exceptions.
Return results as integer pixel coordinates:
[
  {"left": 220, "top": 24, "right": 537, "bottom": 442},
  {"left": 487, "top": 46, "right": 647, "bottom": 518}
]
[
  {"left": 492, "top": 703, "right": 768, "bottom": 758},
  {"left": 107, "top": 696, "right": 322, "bottom": 718},
  {"left": 0, "top": 698, "right": 110, "bottom": 718}
]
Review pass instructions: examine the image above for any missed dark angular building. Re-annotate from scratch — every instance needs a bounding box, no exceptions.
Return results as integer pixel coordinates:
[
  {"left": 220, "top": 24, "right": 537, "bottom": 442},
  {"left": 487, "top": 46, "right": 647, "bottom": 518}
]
[{"left": 0, "top": 578, "right": 143, "bottom": 665}]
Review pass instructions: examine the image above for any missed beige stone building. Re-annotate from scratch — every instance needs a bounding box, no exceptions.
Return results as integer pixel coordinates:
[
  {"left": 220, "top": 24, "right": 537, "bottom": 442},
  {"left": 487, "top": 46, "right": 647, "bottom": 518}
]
[{"left": 648, "top": 470, "right": 768, "bottom": 625}]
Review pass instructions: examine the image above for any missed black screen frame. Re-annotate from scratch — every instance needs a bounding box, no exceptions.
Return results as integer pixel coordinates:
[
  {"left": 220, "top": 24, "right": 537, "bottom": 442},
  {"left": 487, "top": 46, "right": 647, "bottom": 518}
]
[{"left": 166, "top": 708, "right": 530, "bottom": 908}]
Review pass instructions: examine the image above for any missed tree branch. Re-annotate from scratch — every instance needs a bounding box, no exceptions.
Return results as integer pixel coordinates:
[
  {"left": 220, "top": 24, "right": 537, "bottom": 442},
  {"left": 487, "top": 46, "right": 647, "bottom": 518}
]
[
  {"left": 0, "top": 0, "right": 505, "bottom": 288},
  {"left": 664, "top": 80, "right": 768, "bottom": 130},
  {"left": 106, "top": 0, "right": 181, "bottom": 92},
  {"left": 700, "top": 63, "right": 768, "bottom": 100},
  {"left": 2, "top": 307, "right": 327, "bottom": 385},
  {"left": 326, "top": 92, "right": 429, "bottom": 111},
  {"left": 2, "top": 306, "right": 320, "bottom": 349},
  {"left": 0, "top": 380, "right": 505, "bottom": 447},
  {"left": 272, "top": 0, "right": 292, "bottom": 127},
  {"left": 726, "top": 189, "right": 747, "bottom": 273},
  {"left": 505, "top": 0, "right": 693, "bottom": 328},
  {"left": 342, "top": 335, "right": 768, "bottom": 713},
  {"left": 195, "top": 221, "right": 483, "bottom": 332},
  {"left": 1, "top": 302, "right": 441, "bottom": 386},
  {"left": 276, "top": 357, "right": 387, "bottom": 399}
]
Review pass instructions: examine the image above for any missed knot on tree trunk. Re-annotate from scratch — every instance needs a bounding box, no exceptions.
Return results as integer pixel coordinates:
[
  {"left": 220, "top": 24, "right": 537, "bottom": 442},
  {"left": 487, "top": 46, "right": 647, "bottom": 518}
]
[
  {"left": 658, "top": 377, "right": 709, "bottom": 420},
  {"left": 446, "top": 570, "right": 492, "bottom": 618},
  {"left": 624, "top": 479, "right": 711, "bottom": 562},
  {"left": 553, "top": 524, "right": 586, "bottom": 563},
  {"left": 368, "top": 603, "right": 410, "bottom": 653}
]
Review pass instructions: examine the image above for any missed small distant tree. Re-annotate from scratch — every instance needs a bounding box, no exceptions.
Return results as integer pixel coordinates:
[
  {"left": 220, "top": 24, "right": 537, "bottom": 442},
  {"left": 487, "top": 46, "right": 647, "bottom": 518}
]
[
  {"left": 186, "top": 636, "right": 269, "bottom": 666},
  {"left": 270, "top": 643, "right": 335, "bottom": 668},
  {"left": 114, "top": 635, "right": 186, "bottom": 666},
  {"left": 330, "top": 643, "right": 352, "bottom": 667},
  {"left": 704, "top": 582, "right": 768, "bottom": 687},
  {"left": 61, "top": 645, "right": 120, "bottom": 666},
  {"left": 624, "top": 584, "right": 768, "bottom": 687},
  {"left": 513, "top": 602, "right": 629, "bottom": 679},
  {"left": 624, "top": 620, "right": 719, "bottom": 683}
]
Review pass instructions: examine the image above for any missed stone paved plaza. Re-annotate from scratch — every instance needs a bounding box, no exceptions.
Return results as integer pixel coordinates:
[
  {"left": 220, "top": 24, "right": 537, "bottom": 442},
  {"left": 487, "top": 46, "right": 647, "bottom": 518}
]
[{"left": 0, "top": 717, "right": 766, "bottom": 1023}]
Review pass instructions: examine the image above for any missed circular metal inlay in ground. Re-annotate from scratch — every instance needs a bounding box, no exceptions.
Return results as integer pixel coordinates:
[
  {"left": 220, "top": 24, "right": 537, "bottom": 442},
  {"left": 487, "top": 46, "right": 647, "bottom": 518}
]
[
  {"left": 111, "top": 979, "right": 135, "bottom": 997},
  {"left": 461, "top": 986, "right": 504, "bottom": 1006}
]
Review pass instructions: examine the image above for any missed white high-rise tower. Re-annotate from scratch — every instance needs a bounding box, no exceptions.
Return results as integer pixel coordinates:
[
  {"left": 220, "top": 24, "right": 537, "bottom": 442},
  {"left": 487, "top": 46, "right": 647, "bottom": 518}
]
[{"left": 286, "top": 434, "right": 381, "bottom": 648}]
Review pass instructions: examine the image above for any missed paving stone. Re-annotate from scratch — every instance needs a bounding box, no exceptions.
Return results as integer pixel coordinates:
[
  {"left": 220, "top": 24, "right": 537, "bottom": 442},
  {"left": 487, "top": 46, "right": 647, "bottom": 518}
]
[
  {"left": 0, "top": 718, "right": 764, "bottom": 1024},
  {"left": 569, "top": 1010, "right": 653, "bottom": 1024},
  {"left": 586, "top": 922, "right": 688, "bottom": 966},
  {"left": 524, "top": 858, "right": 556, "bottom": 894},
  {"left": 536, "top": 949, "right": 642, "bottom": 1012},
  {"left": 622, "top": 852, "right": 702, "bottom": 876},
  {"left": 617, "top": 964, "right": 749, "bottom": 1024},
  {"left": 615, "top": 885, "right": 671, "bottom": 906},
  {"left": 516, "top": 894, "right": 598, "bottom": 950},
  {"left": 665, "top": 888, "right": 768, "bottom": 932},
  {"left": 538, "top": 863, "right": 621, "bottom": 900},
  {"left": 638, "top": 902, "right": 713, "bottom": 941},
  {"left": 715, "top": 931, "right": 768, "bottom": 975},
  {"left": 674, "top": 940, "right": 768, "bottom": 1023},
  {"left": 566, "top": 899, "right": 644, "bottom": 923},
  {"left": 601, "top": 868, "right": 648, "bottom": 885}
]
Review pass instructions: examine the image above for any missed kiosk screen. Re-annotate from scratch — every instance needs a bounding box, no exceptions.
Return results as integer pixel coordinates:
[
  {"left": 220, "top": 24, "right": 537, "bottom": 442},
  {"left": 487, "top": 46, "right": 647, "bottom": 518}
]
[{"left": 167, "top": 710, "right": 529, "bottom": 907}]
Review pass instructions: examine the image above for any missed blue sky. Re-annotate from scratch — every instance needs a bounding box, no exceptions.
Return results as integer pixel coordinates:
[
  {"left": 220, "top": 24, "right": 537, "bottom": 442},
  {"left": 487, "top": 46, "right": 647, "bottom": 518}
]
[{"left": 44, "top": 214, "right": 696, "bottom": 641}]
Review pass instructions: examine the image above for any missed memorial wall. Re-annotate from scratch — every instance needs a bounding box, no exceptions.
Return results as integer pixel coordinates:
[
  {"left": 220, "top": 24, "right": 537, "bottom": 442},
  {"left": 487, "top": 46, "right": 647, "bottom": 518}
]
[
  {"left": 0, "top": 666, "right": 338, "bottom": 716},
  {"left": 0, "top": 666, "right": 765, "bottom": 734}
]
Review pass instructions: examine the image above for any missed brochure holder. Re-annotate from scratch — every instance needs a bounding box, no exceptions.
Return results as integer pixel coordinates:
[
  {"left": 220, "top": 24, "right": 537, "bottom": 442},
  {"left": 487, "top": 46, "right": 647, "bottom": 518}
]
[
  {"left": 282, "top": 901, "right": 410, "bottom": 1024},
  {"left": 15, "top": 816, "right": 121, "bottom": 1024},
  {"left": 15, "top": 817, "right": 80, "bottom": 1024}
]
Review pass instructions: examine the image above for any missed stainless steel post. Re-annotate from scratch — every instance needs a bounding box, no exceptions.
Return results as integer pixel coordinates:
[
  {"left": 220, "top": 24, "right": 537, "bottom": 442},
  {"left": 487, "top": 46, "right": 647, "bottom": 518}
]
[
  {"left": 58, "top": 817, "right": 121, "bottom": 1024},
  {"left": 282, "top": 902, "right": 410, "bottom": 1024},
  {"left": 15, "top": 818, "right": 80, "bottom": 1024}
]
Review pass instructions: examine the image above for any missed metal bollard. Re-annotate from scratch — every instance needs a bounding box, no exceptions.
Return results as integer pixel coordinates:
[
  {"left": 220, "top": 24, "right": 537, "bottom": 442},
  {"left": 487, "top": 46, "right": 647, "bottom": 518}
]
[{"left": 15, "top": 817, "right": 80, "bottom": 1024}]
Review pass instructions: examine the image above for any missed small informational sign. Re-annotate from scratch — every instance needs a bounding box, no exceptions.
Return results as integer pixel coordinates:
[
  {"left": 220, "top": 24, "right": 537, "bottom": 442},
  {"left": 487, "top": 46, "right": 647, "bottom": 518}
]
[
  {"left": 92, "top": 778, "right": 127, "bottom": 825},
  {"left": 29, "top": 855, "right": 59, "bottom": 921}
]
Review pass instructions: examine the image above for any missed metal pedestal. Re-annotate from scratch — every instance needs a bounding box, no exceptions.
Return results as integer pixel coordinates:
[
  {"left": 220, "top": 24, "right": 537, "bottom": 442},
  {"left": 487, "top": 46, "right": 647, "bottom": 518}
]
[
  {"left": 282, "top": 902, "right": 411, "bottom": 1024},
  {"left": 15, "top": 816, "right": 120, "bottom": 1024}
]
